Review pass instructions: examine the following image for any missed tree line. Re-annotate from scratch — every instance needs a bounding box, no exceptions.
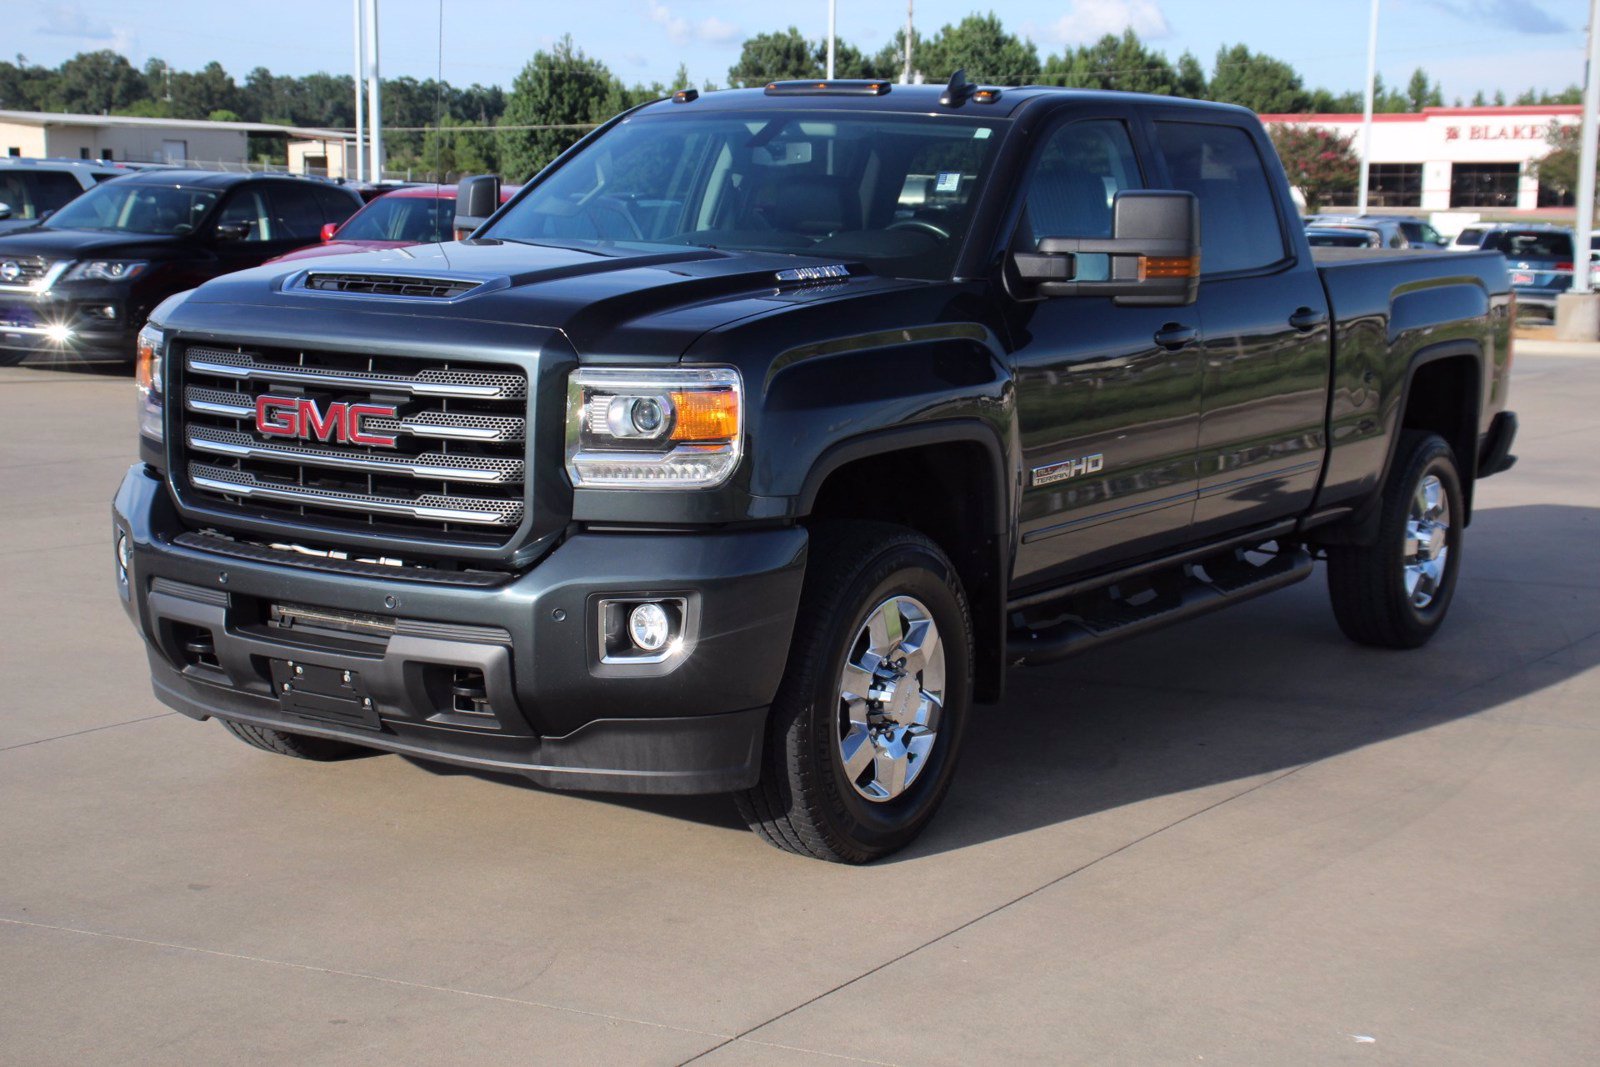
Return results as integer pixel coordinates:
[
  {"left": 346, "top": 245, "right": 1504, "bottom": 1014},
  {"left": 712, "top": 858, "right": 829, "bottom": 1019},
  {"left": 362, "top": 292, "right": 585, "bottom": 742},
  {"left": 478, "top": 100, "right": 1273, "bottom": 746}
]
[{"left": 0, "top": 12, "right": 1588, "bottom": 182}]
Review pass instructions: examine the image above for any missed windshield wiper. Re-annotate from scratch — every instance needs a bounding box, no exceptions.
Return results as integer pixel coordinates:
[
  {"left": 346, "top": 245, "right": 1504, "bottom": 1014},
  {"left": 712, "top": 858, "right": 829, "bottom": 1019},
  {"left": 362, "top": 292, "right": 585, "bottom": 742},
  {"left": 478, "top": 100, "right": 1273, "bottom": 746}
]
[{"left": 493, "top": 237, "right": 615, "bottom": 258}]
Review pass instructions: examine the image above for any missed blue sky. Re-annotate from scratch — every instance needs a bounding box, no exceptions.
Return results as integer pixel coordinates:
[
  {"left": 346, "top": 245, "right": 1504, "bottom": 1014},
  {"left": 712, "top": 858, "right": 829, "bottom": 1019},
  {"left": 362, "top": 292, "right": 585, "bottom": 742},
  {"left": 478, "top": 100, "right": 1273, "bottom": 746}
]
[{"left": 11, "top": 0, "right": 1591, "bottom": 104}]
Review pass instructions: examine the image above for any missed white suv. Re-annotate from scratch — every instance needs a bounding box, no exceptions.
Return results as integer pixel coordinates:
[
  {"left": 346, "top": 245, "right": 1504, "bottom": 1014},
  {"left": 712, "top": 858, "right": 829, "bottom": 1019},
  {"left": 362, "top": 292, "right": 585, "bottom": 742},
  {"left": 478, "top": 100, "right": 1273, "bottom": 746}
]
[{"left": 0, "top": 158, "right": 135, "bottom": 235}]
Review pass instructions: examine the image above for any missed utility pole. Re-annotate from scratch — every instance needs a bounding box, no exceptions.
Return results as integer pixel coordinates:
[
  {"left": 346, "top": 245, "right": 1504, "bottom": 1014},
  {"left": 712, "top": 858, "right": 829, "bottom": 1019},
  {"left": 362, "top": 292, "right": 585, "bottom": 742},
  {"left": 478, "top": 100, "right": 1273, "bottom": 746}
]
[
  {"left": 1357, "top": 0, "right": 1379, "bottom": 214},
  {"left": 1571, "top": 0, "right": 1598, "bottom": 294},
  {"left": 1557, "top": 0, "right": 1600, "bottom": 338},
  {"left": 352, "top": 0, "right": 365, "bottom": 181},
  {"left": 365, "top": 0, "right": 384, "bottom": 182},
  {"left": 901, "top": 0, "right": 914, "bottom": 85},
  {"left": 826, "top": 0, "right": 836, "bottom": 79}
]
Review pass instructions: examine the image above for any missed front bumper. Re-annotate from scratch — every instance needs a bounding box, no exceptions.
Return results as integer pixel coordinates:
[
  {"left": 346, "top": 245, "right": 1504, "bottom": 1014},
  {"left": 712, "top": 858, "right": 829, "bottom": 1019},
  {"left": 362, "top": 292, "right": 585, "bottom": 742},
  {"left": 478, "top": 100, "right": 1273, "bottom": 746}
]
[
  {"left": 114, "top": 465, "right": 807, "bottom": 794},
  {"left": 0, "top": 290, "right": 135, "bottom": 360}
]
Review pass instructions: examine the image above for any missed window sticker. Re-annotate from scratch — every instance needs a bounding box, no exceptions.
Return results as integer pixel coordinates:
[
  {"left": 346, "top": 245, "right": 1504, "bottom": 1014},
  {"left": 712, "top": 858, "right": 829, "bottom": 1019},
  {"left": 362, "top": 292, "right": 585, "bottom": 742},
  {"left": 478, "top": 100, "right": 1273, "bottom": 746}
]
[{"left": 935, "top": 171, "right": 961, "bottom": 193}]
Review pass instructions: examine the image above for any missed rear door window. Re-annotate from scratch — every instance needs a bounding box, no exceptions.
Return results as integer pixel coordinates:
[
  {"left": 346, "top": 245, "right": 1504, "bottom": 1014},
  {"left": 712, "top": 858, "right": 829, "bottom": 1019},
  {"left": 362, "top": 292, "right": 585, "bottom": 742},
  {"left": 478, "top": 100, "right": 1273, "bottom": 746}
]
[
  {"left": 1155, "top": 121, "right": 1287, "bottom": 275},
  {"left": 266, "top": 184, "right": 326, "bottom": 240},
  {"left": 312, "top": 186, "right": 361, "bottom": 226}
]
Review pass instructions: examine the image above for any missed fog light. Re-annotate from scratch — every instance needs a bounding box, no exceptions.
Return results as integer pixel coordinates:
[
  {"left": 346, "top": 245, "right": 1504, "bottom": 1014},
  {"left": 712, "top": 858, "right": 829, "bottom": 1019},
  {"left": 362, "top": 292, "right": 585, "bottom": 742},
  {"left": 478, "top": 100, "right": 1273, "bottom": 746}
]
[
  {"left": 115, "top": 531, "right": 131, "bottom": 582},
  {"left": 45, "top": 323, "right": 72, "bottom": 344},
  {"left": 628, "top": 602, "right": 670, "bottom": 652}
]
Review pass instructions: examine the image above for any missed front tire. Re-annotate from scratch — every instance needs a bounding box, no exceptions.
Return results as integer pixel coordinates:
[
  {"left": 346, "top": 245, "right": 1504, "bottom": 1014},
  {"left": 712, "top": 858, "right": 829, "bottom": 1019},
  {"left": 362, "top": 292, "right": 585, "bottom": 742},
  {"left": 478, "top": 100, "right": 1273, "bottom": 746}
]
[
  {"left": 1327, "top": 430, "right": 1464, "bottom": 648},
  {"left": 736, "top": 523, "right": 972, "bottom": 863},
  {"left": 219, "top": 719, "right": 366, "bottom": 761}
]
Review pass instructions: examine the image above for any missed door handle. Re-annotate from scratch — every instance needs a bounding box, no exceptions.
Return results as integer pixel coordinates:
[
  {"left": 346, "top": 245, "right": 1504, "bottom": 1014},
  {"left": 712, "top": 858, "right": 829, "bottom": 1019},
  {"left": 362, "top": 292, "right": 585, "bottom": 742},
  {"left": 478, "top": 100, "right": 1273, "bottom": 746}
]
[
  {"left": 1289, "top": 306, "right": 1328, "bottom": 332},
  {"left": 1153, "top": 323, "right": 1198, "bottom": 350}
]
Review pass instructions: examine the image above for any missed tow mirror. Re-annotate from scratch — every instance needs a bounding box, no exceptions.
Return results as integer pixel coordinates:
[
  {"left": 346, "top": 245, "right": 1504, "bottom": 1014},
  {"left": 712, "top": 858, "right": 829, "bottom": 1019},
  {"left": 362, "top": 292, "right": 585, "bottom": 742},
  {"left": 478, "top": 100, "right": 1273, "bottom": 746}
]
[
  {"left": 454, "top": 174, "right": 500, "bottom": 239},
  {"left": 1013, "top": 190, "right": 1200, "bottom": 306},
  {"left": 320, "top": 222, "right": 340, "bottom": 242}
]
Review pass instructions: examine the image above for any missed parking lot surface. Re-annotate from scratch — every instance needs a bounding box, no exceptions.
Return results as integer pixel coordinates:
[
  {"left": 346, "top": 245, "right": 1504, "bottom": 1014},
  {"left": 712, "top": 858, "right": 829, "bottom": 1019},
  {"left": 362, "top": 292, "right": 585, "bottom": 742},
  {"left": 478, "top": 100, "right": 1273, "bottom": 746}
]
[{"left": 2, "top": 344, "right": 1597, "bottom": 1065}]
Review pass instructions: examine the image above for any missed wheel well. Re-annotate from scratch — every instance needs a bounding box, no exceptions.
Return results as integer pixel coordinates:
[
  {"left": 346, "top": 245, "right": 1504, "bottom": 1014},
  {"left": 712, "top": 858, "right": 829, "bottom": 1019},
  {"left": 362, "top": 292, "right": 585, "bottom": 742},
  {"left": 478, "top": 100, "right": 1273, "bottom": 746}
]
[
  {"left": 807, "top": 441, "right": 1006, "bottom": 703},
  {"left": 1402, "top": 353, "right": 1481, "bottom": 518}
]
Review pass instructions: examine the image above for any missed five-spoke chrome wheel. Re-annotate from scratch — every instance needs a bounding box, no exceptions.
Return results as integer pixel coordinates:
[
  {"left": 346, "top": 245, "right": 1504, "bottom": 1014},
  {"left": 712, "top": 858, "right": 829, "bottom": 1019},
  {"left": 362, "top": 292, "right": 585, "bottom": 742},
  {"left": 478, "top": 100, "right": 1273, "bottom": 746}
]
[
  {"left": 836, "top": 595, "right": 945, "bottom": 803},
  {"left": 1403, "top": 473, "right": 1451, "bottom": 609}
]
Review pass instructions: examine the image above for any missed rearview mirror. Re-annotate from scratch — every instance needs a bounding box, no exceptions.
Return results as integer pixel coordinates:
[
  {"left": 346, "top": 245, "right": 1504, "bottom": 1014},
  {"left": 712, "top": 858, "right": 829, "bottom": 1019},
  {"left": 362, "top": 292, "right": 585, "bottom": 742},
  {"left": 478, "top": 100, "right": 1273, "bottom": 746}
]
[
  {"left": 320, "top": 222, "right": 340, "bottom": 242},
  {"left": 454, "top": 174, "right": 500, "bottom": 239},
  {"left": 1012, "top": 190, "right": 1200, "bottom": 306}
]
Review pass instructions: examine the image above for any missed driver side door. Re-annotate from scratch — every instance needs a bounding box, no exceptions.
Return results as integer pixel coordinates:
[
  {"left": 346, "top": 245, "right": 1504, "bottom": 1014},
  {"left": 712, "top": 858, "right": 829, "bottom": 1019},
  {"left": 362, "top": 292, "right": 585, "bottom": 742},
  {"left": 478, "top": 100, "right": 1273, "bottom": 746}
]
[{"left": 1003, "top": 114, "right": 1204, "bottom": 589}]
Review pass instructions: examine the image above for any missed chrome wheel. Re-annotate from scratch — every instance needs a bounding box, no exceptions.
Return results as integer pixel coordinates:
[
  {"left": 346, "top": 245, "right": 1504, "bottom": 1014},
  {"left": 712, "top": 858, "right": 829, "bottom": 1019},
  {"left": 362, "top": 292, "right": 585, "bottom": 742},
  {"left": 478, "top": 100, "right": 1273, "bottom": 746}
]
[
  {"left": 1403, "top": 473, "right": 1451, "bottom": 609},
  {"left": 836, "top": 595, "right": 945, "bottom": 803}
]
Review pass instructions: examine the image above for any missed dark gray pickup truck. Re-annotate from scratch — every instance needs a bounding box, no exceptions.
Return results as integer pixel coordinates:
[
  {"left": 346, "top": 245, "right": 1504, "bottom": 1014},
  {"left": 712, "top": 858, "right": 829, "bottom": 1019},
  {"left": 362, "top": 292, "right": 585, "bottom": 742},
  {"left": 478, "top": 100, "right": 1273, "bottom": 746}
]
[{"left": 114, "top": 80, "right": 1516, "bottom": 862}]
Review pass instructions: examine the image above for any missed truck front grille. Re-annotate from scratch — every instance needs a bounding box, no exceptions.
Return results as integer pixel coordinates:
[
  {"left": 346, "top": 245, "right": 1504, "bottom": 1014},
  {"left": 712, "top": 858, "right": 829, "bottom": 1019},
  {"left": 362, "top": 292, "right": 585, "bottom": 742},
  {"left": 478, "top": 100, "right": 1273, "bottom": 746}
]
[{"left": 177, "top": 344, "right": 529, "bottom": 544}]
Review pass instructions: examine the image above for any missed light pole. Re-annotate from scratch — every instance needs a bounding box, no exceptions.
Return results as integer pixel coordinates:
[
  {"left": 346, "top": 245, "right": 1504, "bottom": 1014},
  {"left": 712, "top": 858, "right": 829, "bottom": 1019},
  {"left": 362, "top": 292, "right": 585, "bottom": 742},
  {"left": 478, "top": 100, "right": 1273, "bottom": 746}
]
[
  {"left": 826, "top": 0, "right": 836, "bottom": 80},
  {"left": 1357, "top": 0, "right": 1379, "bottom": 214},
  {"left": 366, "top": 0, "right": 383, "bottom": 181},
  {"left": 1557, "top": 0, "right": 1600, "bottom": 338},
  {"left": 351, "top": 0, "right": 365, "bottom": 181},
  {"left": 901, "top": 0, "right": 914, "bottom": 85}
]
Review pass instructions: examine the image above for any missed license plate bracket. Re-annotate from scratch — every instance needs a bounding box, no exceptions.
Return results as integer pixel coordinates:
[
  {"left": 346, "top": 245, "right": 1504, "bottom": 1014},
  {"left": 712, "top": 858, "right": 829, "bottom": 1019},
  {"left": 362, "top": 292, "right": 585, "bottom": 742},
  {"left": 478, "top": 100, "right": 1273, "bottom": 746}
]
[{"left": 270, "top": 659, "right": 381, "bottom": 729}]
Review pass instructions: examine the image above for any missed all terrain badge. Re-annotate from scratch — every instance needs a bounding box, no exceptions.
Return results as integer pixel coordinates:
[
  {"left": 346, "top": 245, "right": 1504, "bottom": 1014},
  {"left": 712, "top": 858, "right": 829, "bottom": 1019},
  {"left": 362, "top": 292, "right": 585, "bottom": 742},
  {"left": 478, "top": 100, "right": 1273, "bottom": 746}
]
[{"left": 1032, "top": 453, "right": 1104, "bottom": 487}]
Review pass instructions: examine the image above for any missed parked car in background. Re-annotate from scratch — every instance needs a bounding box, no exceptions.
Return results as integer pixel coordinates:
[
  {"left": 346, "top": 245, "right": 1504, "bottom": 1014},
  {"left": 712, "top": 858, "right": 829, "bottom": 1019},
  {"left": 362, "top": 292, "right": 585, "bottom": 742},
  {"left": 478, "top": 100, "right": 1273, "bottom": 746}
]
[
  {"left": 0, "top": 171, "right": 361, "bottom": 365},
  {"left": 1305, "top": 225, "right": 1384, "bottom": 248},
  {"left": 267, "top": 182, "right": 519, "bottom": 266},
  {"left": 1305, "top": 213, "right": 1447, "bottom": 249},
  {"left": 1299, "top": 217, "right": 1414, "bottom": 249},
  {"left": 1477, "top": 224, "right": 1577, "bottom": 316},
  {"left": 0, "top": 158, "right": 132, "bottom": 235}
]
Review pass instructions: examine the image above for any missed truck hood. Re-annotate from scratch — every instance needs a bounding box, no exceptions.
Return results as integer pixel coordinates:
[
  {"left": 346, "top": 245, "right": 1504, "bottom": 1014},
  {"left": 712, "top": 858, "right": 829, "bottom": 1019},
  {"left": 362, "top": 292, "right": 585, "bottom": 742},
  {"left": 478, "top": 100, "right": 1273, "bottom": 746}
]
[{"left": 177, "top": 238, "right": 918, "bottom": 359}]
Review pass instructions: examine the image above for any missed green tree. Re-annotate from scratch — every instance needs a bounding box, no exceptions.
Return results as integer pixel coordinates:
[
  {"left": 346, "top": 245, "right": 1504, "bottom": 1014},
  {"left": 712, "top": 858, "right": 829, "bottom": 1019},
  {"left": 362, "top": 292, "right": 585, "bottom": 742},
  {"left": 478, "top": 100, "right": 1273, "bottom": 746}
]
[
  {"left": 1405, "top": 68, "right": 1442, "bottom": 111},
  {"left": 1042, "top": 30, "right": 1180, "bottom": 94},
  {"left": 727, "top": 27, "right": 819, "bottom": 87},
  {"left": 0, "top": 55, "right": 57, "bottom": 110},
  {"left": 1209, "top": 44, "right": 1309, "bottom": 113},
  {"left": 51, "top": 50, "right": 145, "bottom": 114},
  {"left": 1532, "top": 123, "right": 1598, "bottom": 208},
  {"left": 498, "top": 36, "right": 622, "bottom": 180},
  {"left": 1175, "top": 51, "right": 1208, "bottom": 98},
  {"left": 166, "top": 61, "right": 241, "bottom": 119},
  {"left": 1269, "top": 124, "right": 1359, "bottom": 213},
  {"left": 916, "top": 13, "right": 1038, "bottom": 84}
]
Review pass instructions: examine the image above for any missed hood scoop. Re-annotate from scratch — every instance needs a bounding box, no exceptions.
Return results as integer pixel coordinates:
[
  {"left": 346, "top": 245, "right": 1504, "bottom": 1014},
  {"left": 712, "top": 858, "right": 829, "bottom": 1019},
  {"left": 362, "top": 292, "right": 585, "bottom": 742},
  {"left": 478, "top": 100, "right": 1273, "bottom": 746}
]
[
  {"left": 302, "top": 271, "right": 482, "bottom": 299},
  {"left": 774, "top": 263, "right": 852, "bottom": 287}
]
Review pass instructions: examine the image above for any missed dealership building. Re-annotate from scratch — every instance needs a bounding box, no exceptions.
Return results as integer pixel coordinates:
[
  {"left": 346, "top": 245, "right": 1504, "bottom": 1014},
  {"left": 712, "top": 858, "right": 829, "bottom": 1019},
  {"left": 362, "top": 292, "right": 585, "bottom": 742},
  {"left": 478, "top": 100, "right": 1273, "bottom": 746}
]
[
  {"left": 0, "top": 110, "right": 358, "bottom": 177},
  {"left": 1258, "top": 104, "right": 1582, "bottom": 213}
]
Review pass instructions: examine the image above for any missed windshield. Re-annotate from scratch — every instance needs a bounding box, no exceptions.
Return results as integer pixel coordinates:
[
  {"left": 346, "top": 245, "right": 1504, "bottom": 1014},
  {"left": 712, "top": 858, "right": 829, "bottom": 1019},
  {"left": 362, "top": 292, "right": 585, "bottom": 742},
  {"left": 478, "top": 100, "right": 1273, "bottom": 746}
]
[
  {"left": 47, "top": 181, "right": 218, "bottom": 236},
  {"left": 1484, "top": 230, "right": 1573, "bottom": 259},
  {"left": 1307, "top": 230, "right": 1377, "bottom": 247},
  {"left": 487, "top": 112, "right": 1005, "bottom": 281},
  {"left": 0, "top": 170, "right": 86, "bottom": 221},
  {"left": 337, "top": 194, "right": 452, "bottom": 243}
]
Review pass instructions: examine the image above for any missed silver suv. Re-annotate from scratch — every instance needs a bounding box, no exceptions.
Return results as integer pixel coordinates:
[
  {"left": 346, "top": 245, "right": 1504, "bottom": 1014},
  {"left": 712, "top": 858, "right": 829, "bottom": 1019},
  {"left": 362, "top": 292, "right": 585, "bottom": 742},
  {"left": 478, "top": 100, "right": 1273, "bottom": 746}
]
[{"left": 0, "top": 158, "right": 134, "bottom": 235}]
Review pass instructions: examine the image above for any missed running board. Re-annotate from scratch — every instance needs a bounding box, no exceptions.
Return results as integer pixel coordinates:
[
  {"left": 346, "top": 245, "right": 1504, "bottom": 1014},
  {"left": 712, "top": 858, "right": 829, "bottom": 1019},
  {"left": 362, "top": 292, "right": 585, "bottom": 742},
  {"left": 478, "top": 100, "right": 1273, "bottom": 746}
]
[{"left": 1007, "top": 546, "right": 1315, "bottom": 667}]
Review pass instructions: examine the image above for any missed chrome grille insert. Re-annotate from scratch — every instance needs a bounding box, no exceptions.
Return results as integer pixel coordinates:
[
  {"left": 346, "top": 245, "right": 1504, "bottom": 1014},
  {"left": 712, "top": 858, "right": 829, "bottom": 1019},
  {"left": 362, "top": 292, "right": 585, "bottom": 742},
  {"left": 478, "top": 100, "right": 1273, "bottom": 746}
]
[
  {"left": 303, "top": 272, "right": 480, "bottom": 298},
  {"left": 177, "top": 343, "right": 529, "bottom": 543}
]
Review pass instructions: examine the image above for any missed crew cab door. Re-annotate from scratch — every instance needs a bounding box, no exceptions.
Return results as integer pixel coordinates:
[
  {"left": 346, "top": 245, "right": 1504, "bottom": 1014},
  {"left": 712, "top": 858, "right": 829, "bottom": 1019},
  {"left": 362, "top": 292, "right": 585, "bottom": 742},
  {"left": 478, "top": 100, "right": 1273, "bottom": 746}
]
[
  {"left": 1002, "top": 115, "right": 1203, "bottom": 587},
  {"left": 1148, "top": 116, "right": 1332, "bottom": 537}
]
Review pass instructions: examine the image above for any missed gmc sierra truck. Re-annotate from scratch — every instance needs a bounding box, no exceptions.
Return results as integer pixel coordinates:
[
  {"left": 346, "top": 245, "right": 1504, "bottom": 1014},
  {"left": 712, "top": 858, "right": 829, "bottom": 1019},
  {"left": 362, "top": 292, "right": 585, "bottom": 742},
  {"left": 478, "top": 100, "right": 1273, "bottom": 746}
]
[{"left": 114, "top": 79, "right": 1517, "bottom": 863}]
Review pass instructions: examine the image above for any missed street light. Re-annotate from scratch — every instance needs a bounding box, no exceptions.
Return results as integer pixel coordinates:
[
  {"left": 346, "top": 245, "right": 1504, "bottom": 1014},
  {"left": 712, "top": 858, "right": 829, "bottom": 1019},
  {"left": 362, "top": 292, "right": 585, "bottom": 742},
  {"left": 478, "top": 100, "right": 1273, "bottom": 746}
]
[
  {"left": 1357, "top": 0, "right": 1379, "bottom": 215},
  {"left": 826, "top": 0, "right": 836, "bottom": 80}
]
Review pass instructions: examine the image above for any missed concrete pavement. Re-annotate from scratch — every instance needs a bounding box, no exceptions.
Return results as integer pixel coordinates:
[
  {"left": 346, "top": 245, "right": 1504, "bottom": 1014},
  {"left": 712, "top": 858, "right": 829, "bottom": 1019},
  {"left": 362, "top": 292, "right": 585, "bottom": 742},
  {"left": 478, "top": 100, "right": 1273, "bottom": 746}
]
[{"left": 1, "top": 345, "right": 1597, "bottom": 1064}]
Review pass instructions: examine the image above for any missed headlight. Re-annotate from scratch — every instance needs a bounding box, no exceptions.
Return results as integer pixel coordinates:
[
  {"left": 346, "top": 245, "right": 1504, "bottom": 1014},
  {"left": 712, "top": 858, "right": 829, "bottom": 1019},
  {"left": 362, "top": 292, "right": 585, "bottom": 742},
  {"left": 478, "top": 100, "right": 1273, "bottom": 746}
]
[
  {"left": 63, "top": 260, "right": 149, "bottom": 283},
  {"left": 136, "top": 323, "right": 164, "bottom": 443},
  {"left": 565, "top": 367, "right": 741, "bottom": 489}
]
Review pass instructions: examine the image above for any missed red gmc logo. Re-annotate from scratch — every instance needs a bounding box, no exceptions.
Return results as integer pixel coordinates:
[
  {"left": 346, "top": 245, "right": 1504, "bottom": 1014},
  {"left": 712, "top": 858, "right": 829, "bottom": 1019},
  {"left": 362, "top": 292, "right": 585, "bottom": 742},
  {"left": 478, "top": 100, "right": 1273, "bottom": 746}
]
[{"left": 255, "top": 395, "right": 399, "bottom": 448}]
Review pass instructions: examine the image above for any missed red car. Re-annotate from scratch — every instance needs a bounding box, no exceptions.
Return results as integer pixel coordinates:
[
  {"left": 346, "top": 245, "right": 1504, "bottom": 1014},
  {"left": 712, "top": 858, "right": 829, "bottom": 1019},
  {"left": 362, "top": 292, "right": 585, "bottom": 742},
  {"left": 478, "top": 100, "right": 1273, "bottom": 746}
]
[{"left": 268, "top": 183, "right": 518, "bottom": 264}]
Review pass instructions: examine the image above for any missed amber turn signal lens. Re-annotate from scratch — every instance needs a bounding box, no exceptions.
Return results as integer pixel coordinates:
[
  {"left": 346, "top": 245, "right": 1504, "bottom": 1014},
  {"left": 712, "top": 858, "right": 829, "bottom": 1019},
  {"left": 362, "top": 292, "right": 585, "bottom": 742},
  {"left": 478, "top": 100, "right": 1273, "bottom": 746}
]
[
  {"left": 135, "top": 329, "right": 160, "bottom": 394},
  {"left": 669, "top": 390, "right": 740, "bottom": 441},
  {"left": 1139, "top": 255, "right": 1200, "bottom": 280}
]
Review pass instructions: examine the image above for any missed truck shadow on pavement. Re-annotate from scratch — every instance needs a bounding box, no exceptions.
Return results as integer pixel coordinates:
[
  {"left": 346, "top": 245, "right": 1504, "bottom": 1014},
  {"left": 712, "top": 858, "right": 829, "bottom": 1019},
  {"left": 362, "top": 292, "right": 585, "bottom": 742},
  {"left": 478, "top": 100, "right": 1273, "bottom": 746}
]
[{"left": 408, "top": 502, "right": 1600, "bottom": 862}]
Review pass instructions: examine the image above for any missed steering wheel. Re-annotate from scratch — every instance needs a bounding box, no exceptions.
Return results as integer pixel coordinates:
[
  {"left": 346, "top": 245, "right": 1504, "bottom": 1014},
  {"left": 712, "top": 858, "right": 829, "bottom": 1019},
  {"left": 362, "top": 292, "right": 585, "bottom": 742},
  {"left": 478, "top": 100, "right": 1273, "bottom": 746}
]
[
  {"left": 886, "top": 219, "right": 951, "bottom": 241},
  {"left": 581, "top": 195, "right": 644, "bottom": 241}
]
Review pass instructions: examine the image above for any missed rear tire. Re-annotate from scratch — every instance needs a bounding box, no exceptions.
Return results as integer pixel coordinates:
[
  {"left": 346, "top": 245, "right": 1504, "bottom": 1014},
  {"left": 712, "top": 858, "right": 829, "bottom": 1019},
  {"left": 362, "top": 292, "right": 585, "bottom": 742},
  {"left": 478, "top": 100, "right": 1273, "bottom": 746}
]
[
  {"left": 736, "top": 522, "right": 972, "bottom": 863},
  {"left": 1327, "top": 430, "right": 1464, "bottom": 649},
  {"left": 219, "top": 719, "right": 365, "bottom": 761}
]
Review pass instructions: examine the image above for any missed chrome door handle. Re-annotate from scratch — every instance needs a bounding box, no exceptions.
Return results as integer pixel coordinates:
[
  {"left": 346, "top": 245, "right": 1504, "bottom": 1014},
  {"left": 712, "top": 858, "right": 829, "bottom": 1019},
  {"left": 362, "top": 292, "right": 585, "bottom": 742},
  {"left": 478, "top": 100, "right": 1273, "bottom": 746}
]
[{"left": 1289, "top": 306, "right": 1328, "bottom": 331}]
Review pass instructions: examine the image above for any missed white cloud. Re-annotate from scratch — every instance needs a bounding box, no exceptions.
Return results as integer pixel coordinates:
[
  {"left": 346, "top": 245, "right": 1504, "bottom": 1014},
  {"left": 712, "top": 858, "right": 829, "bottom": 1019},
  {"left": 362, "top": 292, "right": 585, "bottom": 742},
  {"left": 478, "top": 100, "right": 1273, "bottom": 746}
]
[
  {"left": 696, "top": 16, "right": 741, "bottom": 45},
  {"left": 648, "top": 3, "right": 740, "bottom": 47},
  {"left": 1050, "top": 0, "right": 1171, "bottom": 45}
]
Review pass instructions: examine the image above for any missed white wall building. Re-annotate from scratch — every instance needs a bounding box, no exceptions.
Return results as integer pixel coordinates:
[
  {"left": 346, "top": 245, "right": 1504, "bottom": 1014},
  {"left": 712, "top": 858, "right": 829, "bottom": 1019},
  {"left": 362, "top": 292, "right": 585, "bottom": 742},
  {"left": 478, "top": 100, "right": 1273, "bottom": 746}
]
[
  {"left": 0, "top": 111, "right": 356, "bottom": 177},
  {"left": 1259, "top": 104, "right": 1582, "bottom": 213}
]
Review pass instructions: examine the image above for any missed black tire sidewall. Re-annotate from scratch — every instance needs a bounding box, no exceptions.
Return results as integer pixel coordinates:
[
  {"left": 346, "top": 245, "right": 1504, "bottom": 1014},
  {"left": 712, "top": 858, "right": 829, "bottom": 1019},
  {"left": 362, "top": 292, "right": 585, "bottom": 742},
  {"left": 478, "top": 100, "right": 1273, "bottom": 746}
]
[
  {"left": 1384, "top": 437, "right": 1464, "bottom": 637},
  {"left": 803, "top": 542, "right": 971, "bottom": 854}
]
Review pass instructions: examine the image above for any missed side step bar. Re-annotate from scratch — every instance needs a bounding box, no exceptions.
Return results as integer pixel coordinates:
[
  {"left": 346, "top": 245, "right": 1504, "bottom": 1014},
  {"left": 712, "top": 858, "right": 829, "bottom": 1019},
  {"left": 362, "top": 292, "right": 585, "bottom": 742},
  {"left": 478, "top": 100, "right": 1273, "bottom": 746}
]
[{"left": 1007, "top": 546, "right": 1315, "bottom": 667}]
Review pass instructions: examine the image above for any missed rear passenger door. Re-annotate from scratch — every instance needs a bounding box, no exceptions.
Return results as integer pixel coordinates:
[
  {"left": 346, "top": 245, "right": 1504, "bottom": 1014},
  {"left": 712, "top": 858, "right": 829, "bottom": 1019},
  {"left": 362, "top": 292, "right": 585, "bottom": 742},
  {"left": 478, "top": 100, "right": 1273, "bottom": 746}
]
[
  {"left": 1149, "top": 116, "right": 1332, "bottom": 539},
  {"left": 1004, "top": 113, "right": 1203, "bottom": 587}
]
